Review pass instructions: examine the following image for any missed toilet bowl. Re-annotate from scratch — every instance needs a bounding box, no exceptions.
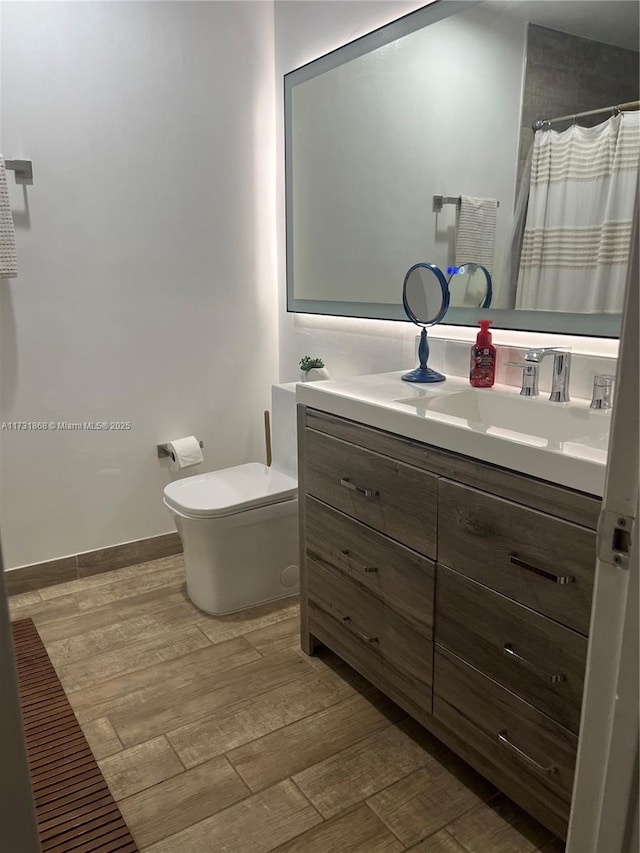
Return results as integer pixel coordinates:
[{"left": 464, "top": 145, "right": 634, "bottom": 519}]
[{"left": 163, "top": 384, "right": 299, "bottom": 615}]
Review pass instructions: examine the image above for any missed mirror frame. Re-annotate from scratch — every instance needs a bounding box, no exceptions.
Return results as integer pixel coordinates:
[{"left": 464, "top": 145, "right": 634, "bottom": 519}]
[{"left": 284, "top": 0, "right": 623, "bottom": 338}]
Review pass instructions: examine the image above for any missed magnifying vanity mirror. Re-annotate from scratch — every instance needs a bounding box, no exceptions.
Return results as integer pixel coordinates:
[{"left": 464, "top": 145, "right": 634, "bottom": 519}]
[
  {"left": 447, "top": 263, "right": 492, "bottom": 309},
  {"left": 402, "top": 263, "right": 449, "bottom": 383},
  {"left": 285, "top": 0, "right": 639, "bottom": 337}
]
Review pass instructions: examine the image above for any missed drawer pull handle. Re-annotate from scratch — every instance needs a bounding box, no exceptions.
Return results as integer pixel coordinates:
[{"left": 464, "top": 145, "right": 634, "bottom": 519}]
[
  {"left": 342, "top": 616, "right": 378, "bottom": 643},
  {"left": 503, "top": 644, "right": 566, "bottom": 684},
  {"left": 510, "top": 553, "right": 575, "bottom": 585},
  {"left": 340, "top": 550, "right": 378, "bottom": 573},
  {"left": 340, "top": 477, "right": 379, "bottom": 499},
  {"left": 497, "top": 730, "right": 558, "bottom": 775}
]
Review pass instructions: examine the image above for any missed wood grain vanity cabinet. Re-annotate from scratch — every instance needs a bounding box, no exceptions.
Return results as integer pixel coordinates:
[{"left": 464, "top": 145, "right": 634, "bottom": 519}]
[{"left": 298, "top": 406, "right": 601, "bottom": 840}]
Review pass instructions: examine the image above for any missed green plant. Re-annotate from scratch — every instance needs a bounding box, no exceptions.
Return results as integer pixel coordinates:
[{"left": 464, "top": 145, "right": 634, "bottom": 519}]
[{"left": 299, "top": 356, "right": 325, "bottom": 372}]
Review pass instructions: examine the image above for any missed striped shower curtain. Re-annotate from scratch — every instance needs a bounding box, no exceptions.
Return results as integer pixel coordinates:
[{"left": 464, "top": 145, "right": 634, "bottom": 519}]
[{"left": 515, "top": 112, "right": 639, "bottom": 313}]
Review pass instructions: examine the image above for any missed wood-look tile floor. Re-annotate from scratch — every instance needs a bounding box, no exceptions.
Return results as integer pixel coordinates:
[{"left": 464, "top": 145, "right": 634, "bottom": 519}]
[{"left": 9, "top": 555, "right": 565, "bottom": 853}]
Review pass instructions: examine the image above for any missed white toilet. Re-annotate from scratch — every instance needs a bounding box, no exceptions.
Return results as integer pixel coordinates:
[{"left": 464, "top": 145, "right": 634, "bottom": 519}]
[{"left": 163, "top": 384, "right": 299, "bottom": 615}]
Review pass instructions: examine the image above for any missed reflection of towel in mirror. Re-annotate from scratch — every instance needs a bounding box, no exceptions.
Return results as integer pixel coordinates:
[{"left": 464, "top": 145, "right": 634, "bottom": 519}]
[
  {"left": 0, "top": 158, "right": 17, "bottom": 278},
  {"left": 455, "top": 196, "right": 497, "bottom": 274}
]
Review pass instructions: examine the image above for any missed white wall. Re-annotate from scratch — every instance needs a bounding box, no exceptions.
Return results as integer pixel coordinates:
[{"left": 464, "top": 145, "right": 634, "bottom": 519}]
[
  {"left": 275, "top": 1, "right": 619, "bottom": 384},
  {"left": 0, "top": 1, "right": 278, "bottom": 568}
]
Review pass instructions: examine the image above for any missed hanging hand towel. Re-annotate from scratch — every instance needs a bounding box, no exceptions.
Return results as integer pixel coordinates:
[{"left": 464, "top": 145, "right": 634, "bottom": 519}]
[
  {"left": 0, "top": 158, "right": 17, "bottom": 278},
  {"left": 455, "top": 195, "right": 497, "bottom": 274}
]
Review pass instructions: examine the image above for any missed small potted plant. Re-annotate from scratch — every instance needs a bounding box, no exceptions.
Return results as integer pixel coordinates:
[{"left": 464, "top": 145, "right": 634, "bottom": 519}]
[{"left": 299, "top": 356, "right": 330, "bottom": 382}]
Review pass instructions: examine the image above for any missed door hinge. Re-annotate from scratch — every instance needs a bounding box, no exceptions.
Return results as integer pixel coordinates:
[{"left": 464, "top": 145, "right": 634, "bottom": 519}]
[{"left": 597, "top": 509, "right": 635, "bottom": 570}]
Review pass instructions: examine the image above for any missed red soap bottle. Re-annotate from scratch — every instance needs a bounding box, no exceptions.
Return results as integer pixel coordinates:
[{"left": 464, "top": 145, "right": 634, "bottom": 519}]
[{"left": 470, "top": 320, "right": 496, "bottom": 388}]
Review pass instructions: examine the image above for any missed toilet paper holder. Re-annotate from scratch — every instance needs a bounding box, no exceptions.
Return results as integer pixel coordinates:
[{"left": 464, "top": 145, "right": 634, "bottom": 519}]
[{"left": 157, "top": 439, "right": 204, "bottom": 462}]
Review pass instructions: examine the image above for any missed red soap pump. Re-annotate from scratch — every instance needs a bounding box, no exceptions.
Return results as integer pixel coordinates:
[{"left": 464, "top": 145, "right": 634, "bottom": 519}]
[{"left": 470, "top": 320, "right": 496, "bottom": 388}]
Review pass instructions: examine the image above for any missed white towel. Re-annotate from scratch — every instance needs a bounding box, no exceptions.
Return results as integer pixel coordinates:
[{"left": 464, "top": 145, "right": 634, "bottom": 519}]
[
  {"left": 455, "top": 195, "right": 497, "bottom": 274},
  {"left": 0, "top": 158, "right": 17, "bottom": 278}
]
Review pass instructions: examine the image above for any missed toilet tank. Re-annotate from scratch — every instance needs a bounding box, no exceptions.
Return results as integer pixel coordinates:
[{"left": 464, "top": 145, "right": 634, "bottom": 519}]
[{"left": 271, "top": 383, "right": 299, "bottom": 478}]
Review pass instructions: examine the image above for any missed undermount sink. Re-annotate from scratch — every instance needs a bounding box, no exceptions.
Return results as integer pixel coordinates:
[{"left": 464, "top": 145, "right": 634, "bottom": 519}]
[{"left": 394, "top": 388, "right": 609, "bottom": 447}]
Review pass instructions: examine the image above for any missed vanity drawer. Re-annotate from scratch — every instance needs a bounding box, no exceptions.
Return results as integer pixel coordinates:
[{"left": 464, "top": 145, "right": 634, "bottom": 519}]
[
  {"left": 304, "top": 427, "right": 437, "bottom": 558},
  {"left": 306, "top": 496, "right": 435, "bottom": 638},
  {"left": 436, "top": 566, "right": 587, "bottom": 732},
  {"left": 307, "top": 558, "right": 433, "bottom": 715},
  {"left": 434, "top": 646, "right": 577, "bottom": 828},
  {"left": 438, "top": 480, "right": 596, "bottom": 634}
]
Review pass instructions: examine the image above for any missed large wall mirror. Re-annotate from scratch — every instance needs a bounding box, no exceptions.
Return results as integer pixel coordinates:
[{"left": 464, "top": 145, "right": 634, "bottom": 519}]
[{"left": 285, "top": 0, "right": 639, "bottom": 337}]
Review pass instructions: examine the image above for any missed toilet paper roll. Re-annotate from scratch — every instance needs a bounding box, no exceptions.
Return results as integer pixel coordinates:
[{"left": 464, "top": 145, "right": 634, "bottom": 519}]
[{"left": 166, "top": 436, "right": 204, "bottom": 470}]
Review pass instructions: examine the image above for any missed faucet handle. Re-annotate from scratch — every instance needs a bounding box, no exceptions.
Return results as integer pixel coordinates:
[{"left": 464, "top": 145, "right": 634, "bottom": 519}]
[
  {"left": 506, "top": 362, "right": 539, "bottom": 397},
  {"left": 590, "top": 374, "right": 615, "bottom": 410},
  {"left": 523, "top": 346, "right": 571, "bottom": 364}
]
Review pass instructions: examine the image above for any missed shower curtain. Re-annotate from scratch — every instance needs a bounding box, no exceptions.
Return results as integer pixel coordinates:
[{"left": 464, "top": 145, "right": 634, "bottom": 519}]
[{"left": 515, "top": 112, "right": 640, "bottom": 313}]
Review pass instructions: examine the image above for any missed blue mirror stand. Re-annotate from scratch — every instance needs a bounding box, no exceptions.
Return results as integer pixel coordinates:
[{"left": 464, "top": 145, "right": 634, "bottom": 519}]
[{"left": 402, "top": 326, "right": 446, "bottom": 383}]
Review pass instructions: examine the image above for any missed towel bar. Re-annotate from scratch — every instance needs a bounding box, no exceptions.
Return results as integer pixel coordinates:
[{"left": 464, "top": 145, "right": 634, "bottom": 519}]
[
  {"left": 4, "top": 159, "right": 33, "bottom": 185},
  {"left": 433, "top": 194, "right": 499, "bottom": 213}
]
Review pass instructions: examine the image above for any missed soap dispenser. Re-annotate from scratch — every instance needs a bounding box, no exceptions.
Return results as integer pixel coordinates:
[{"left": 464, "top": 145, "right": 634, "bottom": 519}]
[{"left": 470, "top": 320, "right": 496, "bottom": 388}]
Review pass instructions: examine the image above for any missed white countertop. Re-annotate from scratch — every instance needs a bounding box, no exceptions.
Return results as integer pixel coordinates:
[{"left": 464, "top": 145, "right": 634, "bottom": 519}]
[{"left": 296, "top": 372, "right": 610, "bottom": 497}]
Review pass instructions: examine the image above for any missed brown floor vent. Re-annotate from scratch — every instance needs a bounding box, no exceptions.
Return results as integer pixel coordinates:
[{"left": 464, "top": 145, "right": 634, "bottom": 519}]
[{"left": 11, "top": 618, "right": 139, "bottom": 853}]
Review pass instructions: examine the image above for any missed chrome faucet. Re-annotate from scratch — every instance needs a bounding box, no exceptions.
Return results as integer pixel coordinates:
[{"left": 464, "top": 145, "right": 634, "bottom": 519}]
[{"left": 523, "top": 348, "right": 572, "bottom": 402}]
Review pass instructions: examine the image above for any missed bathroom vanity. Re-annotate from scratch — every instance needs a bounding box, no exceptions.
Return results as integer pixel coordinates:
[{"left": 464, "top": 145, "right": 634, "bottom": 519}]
[{"left": 296, "top": 374, "right": 607, "bottom": 839}]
